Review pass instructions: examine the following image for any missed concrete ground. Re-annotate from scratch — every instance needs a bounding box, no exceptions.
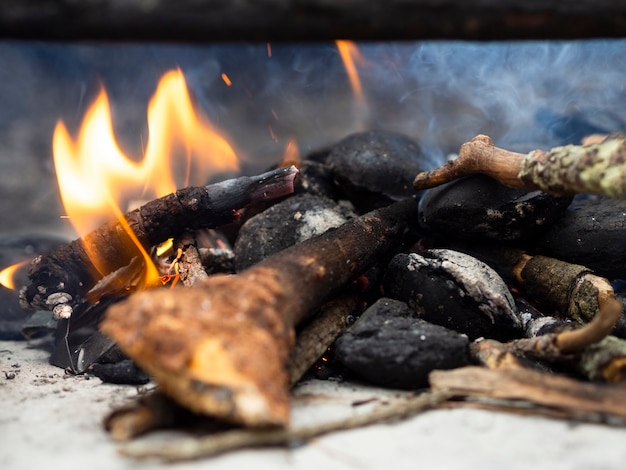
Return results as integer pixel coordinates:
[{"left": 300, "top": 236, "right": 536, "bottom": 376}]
[{"left": 2, "top": 339, "right": 626, "bottom": 470}]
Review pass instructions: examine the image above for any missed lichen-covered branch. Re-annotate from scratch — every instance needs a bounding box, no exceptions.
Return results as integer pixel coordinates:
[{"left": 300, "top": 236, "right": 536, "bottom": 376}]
[{"left": 413, "top": 134, "right": 626, "bottom": 198}]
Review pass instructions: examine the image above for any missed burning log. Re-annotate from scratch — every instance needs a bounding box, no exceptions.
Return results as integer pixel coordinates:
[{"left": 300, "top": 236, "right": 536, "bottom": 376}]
[
  {"left": 20, "top": 166, "right": 299, "bottom": 318},
  {"left": 413, "top": 134, "right": 626, "bottom": 198},
  {"left": 100, "top": 197, "right": 417, "bottom": 427}
]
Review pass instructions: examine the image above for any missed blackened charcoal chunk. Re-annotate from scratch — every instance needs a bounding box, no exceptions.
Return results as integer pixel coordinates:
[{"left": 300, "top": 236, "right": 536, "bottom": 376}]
[
  {"left": 327, "top": 130, "right": 425, "bottom": 211},
  {"left": 383, "top": 250, "right": 522, "bottom": 341},
  {"left": 92, "top": 359, "right": 150, "bottom": 385},
  {"left": 419, "top": 174, "right": 572, "bottom": 243},
  {"left": 234, "top": 193, "right": 355, "bottom": 271},
  {"left": 335, "top": 298, "right": 470, "bottom": 389},
  {"left": 535, "top": 196, "right": 626, "bottom": 279}
]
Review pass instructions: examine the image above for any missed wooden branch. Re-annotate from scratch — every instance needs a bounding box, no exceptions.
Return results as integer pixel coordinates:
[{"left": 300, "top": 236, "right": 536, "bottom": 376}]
[
  {"left": 414, "top": 134, "right": 626, "bottom": 198},
  {"left": 430, "top": 366, "right": 626, "bottom": 422},
  {"left": 20, "top": 166, "right": 298, "bottom": 317},
  {"left": 101, "top": 198, "right": 416, "bottom": 427},
  {"left": 2, "top": 1, "right": 626, "bottom": 41}
]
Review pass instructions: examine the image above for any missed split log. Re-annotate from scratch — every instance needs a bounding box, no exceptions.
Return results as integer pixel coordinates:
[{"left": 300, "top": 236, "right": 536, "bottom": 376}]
[
  {"left": 413, "top": 134, "right": 626, "bottom": 198},
  {"left": 20, "top": 166, "right": 298, "bottom": 318},
  {"left": 101, "top": 197, "right": 416, "bottom": 427}
]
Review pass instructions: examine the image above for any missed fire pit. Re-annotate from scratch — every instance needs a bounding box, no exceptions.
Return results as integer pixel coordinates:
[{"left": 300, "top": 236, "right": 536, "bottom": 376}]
[{"left": 3, "top": 3, "right": 626, "bottom": 468}]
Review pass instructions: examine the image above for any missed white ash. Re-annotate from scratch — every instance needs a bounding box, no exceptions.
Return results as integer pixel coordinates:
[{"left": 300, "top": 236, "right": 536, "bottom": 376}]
[
  {"left": 424, "top": 249, "right": 519, "bottom": 327},
  {"left": 295, "top": 207, "right": 347, "bottom": 241}
]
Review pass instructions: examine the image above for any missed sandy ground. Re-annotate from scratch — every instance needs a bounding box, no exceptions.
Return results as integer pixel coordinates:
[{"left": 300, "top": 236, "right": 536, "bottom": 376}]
[{"left": 2, "top": 339, "right": 626, "bottom": 470}]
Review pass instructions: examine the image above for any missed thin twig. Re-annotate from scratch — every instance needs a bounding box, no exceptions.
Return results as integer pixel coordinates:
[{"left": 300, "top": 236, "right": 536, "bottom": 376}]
[{"left": 118, "top": 389, "right": 452, "bottom": 461}]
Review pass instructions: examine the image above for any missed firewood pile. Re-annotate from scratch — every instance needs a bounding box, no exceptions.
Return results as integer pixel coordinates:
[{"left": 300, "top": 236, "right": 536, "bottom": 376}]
[{"left": 9, "top": 129, "right": 626, "bottom": 460}]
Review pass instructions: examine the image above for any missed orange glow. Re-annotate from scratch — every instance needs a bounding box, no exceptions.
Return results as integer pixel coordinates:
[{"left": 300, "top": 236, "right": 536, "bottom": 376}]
[
  {"left": 266, "top": 43, "right": 272, "bottom": 57},
  {"left": 53, "top": 68, "right": 240, "bottom": 285},
  {"left": 221, "top": 73, "right": 232, "bottom": 86},
  {"left": 336, "top": 40, "right": 365, "bottom": 103},
  {"left": 0, "top": 260, "right": 28, "bottom": 291}
]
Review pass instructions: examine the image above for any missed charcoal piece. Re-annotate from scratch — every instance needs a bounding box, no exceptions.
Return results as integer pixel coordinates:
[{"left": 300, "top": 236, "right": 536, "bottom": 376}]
[
  {"left": 92, "top": 359, "right": 150, "bottom": 385},
  {"left": 327, "top": 130, "right": 425, "bottom": 211},
  {"left": 335, "top": 298, "right": 470, "bottom": 389},
  {"left": 418, "top": 174, "right": 572, "bottom": 243},
  {"left": 234, "top": 193, "right": 355, "bottom": 270},
  {"left": 383, "top": 249, "right": 522, "bottom": 341},
  {"left": 535, "top": 196, "right": 626, "bottom": 279},
  {"left": 0, "top": 234, "right": 66, "bottom": 339}
]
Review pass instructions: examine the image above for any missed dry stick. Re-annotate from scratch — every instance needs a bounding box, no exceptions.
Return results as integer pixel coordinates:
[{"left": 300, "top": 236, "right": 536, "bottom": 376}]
[
  {"left": 430, "top": 366, "right": 626, "bottom": 423},
  {"left": 101, "top": 198, "right": 417, "bottom": 428},
  {"left": 20, "top": 166, "right": 299, "bottom": 318},
  {"left": 413, "top": 134, "right": 626, "bottom": 198},
  {"left": 118, "top": 390, "right": 452, "bottom": 461}
]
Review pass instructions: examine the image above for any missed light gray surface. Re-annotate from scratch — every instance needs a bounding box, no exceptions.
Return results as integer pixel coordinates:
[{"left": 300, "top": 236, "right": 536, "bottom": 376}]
[{"left": 2, "top": 340, "right": 626, "bottom": 470}]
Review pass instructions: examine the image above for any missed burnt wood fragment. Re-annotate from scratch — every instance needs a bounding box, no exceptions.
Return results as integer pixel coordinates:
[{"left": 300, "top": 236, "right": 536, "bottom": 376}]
[
  {"left": 92, "top": 359, "right": 150, "bottom": 385},
  {"left": 335, "top": 298, "right": 470, "bottom": 389},
  {"left": 20, "top": 166, "right": 298, "bottom": 316}
]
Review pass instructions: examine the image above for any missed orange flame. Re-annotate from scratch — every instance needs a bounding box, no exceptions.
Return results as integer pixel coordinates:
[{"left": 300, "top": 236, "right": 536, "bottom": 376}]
[
  {"left": 335, "top": 40, "right": 369, "bottom": 127},
  {"left": 280, "top": 138, "right": 300, "bottom": 167},
  {"left": 53, "top": 68, "right": 240, "bottom": 285},
  {"left": 0, "top": 260, "right": 28, "bottom": 291}
]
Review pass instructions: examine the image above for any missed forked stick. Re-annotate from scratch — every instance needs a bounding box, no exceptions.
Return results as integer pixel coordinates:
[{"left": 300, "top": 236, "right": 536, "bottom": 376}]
[{"left": 413, "top": 134, "right": 626, "bottom": 198}]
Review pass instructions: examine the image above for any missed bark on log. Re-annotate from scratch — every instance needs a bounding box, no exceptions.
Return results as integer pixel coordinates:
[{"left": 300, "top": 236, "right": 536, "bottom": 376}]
[
  {"left": 20, "top": 166, "right": 298, "bottom": 317},
  {"left": 2, "top": 1, "right": 626, "bottom": 41}
]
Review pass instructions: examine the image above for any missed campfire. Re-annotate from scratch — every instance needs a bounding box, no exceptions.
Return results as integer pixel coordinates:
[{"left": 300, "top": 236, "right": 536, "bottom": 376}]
[{"left": 2, "top": 33, "right": 626, "bottom": 463}]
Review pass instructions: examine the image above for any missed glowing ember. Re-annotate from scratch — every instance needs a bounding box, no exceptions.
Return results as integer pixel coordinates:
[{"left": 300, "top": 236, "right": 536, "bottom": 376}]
[{"left": 53, "top": 68, "right": 240, "bottom": 284}]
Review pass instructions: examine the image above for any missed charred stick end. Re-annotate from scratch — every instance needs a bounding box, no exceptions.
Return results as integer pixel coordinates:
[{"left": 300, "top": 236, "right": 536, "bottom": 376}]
[
  {"left": 413, "top": 135, "right": 527, "bottom": 191},
  {"left": 248, "top": 165, "right": 299, "bottom": 202},
  {"left": 205, "top": 165, "right": 299, "bottom": 214}
]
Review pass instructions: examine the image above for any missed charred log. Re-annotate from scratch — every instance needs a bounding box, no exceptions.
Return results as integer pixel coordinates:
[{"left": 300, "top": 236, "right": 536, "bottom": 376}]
[{"left": 20, "top": 166, "right": 298, "bottom": 317}]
